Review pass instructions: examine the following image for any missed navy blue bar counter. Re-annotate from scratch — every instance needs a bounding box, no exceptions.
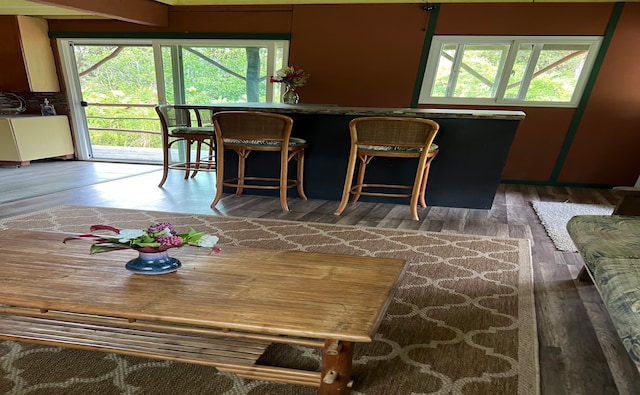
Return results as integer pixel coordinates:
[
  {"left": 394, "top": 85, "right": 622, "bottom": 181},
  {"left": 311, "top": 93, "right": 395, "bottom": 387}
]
[{"left": 195, "top": 103, "right": 526, "bottom": 210}]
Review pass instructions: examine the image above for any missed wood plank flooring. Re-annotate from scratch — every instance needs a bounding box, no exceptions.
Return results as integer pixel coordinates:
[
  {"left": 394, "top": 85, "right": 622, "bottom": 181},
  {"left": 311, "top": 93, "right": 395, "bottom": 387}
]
[
  {"left": 0, "top": 161, "right": 160, "bottom": 205},
  {"left": 1, "top": 159, "right": 639, "bottom": 395}
]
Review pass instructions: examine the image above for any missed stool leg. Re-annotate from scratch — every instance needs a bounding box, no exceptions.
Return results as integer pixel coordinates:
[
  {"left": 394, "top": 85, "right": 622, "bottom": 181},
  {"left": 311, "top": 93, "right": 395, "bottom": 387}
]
[
  {"left": 236, "top": 148, "right": 248, "bottom": 196},
  {"left": 296, "top": 149, "right": 308, "bottom": 200},
  {"left": 418, "top": 167, "right": 429, "bottom": 208},
  {"left": 210, "top": 143, "right": 225, "bottom": 208},
  {"left": 419, "top": 153, "right": 437, "bottom": 208},
  {"left": 208, "top": 138, "right": 216, "bottom": 170},
  {"left": 418, "top": 163, "right": 431, "bottom": 208},
  {"left": 335, "top": 146, "right": 359, "bottom": 216},
  {"left": 409, "top": 182, "right": 422, "bottom": 221},
  {"left": 409, "top": 155, "right": 431, "bottom": 221},
  {"left": 184, "top": 139, "right": 192, "bottom": 180},
  {"left": 190, "top": 140, "right": 203, "bottom": 178},
  {"left": 350, "top": 154, "right": 370, "bottom": 203},
  {"left": 279, "top": 146, "right": 290, "bottom": 211},
  {"left": 158, "top": 138, "right": 171, "bottom": 188}
]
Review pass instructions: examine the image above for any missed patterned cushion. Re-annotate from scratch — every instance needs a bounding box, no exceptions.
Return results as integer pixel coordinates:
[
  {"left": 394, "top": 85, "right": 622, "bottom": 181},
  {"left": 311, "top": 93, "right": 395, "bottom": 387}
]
[
  {"left": 567, "top": 215, "right": 640, "bottom": 274},
  {"left": 170, "top": 126, "right": 214, "bottom": 136},
  {"left": 591, "top": 258, "right": 640, "bottom": 370},
  {"left": 358, "top": 143, "right": 439, "bottom": 153},
  {"left": 224, "top": 137, "right": 307, "bottom": 147},
  {"left": 567, "top": 215, "right": 640, "bottom": 373}
]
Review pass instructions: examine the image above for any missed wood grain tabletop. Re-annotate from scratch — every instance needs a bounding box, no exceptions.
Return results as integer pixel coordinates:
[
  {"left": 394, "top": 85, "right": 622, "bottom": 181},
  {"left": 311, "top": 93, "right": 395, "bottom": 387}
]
[{"left": 0, "top": 229, "right": 406, "bottom": 342}]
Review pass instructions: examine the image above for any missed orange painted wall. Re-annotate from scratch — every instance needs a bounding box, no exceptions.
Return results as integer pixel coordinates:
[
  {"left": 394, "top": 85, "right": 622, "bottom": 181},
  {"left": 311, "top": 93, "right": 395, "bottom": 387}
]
[
  {"left": 0, "top": 16, "right": 31, "bottom": 91},
  {"left": 288, "top": 4, "right": 427, "bottom": 108},
  {"left": 558, "top": 3, "right": 640, "bottom": 185},
  {"left": 501, "top": 108, "right": 575, "bottom": 181},
  {"left": 436, "top": 3, "right": 611, "bottom": 35},
  {"left": 2, "top": 3, "right": 638, "bottom": 186}
]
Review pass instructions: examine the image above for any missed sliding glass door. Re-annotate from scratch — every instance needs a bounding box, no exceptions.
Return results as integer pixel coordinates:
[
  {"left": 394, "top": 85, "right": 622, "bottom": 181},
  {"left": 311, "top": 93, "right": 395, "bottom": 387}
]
[
  {"left": 61, "top": 42, "right": 159, "bottom": 162},
  {"left": 58, "top": 38, "right": 288, "bottom": 163}
]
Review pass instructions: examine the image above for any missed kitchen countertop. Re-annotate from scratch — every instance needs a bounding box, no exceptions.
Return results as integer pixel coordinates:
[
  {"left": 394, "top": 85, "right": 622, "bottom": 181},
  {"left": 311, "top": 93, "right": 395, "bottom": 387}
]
[{"left": 188, "top": 103, "right": 526, "bottom": 120}]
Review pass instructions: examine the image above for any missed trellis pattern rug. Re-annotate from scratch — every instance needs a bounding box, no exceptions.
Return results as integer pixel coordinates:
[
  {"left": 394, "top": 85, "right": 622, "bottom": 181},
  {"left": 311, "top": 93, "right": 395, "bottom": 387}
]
[
  {"left": 531, "top": 201, "right": 614, "bottom": 252},
  {"left": 0, "top": 206, "right": 538, "bottom": 395}
]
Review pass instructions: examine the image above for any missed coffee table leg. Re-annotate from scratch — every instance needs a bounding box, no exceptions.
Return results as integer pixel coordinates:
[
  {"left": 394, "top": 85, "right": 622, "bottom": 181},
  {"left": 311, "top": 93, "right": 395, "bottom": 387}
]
[{"left": 319, "top": 340, "right": 354, "bottom": 395}]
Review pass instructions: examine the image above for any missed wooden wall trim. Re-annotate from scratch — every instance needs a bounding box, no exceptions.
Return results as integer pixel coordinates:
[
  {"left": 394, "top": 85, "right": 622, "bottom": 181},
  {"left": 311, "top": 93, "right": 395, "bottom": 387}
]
[
  {"left": 411, "top": 4, "right": 439, "bottom": 107},
  {"left": 29, "top": 0, "right": 168, "bottom": 26}
]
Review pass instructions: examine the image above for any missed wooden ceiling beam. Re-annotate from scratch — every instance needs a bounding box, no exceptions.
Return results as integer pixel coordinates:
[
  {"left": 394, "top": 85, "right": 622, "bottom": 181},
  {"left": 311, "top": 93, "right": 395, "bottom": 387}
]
[{"left": 26, "top": 0, "right": 168, "bottom": 26}]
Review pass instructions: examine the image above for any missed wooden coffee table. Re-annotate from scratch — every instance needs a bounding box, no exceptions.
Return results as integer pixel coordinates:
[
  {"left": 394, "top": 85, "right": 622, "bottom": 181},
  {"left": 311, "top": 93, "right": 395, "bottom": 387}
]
[{"left": 0, "top": 229, "right": 406, "bottom": 395}]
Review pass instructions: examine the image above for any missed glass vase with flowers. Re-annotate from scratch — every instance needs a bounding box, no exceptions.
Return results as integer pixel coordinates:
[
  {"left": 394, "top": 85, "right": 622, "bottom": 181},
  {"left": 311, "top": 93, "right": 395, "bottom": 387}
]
[
  {"left": 269, "top": 66, "right": 310, "bottom": 104},
  {"left": 64, "top": 223, "right": 219, "bottom": 275}
]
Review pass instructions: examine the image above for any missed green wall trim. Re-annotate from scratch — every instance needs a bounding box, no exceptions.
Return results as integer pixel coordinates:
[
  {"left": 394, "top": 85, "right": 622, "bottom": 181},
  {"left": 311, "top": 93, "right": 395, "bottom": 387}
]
[
  {"left": 49, "top": 32, "right": 291, "bottom": 40},
  {"left": 411, "top": 4, "right": 440, "bottom": 108},
  {"left": 548, "top": 2, "right": 624, "bottom": 183},
  {"left": 501, "top": 179, "right": 614, "bottom": 189}
]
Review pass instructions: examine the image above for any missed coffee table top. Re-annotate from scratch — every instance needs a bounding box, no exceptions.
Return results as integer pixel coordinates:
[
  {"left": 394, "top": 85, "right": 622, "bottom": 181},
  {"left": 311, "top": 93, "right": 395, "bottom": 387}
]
[{"left": 0, "top": 229, "right": 406, "bottom": 342}]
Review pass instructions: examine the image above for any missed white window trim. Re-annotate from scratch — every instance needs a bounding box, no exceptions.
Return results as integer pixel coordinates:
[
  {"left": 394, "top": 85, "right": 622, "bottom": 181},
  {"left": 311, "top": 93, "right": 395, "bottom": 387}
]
[{"left": 419, "top": 35, "right": 602, "bottom": 108}]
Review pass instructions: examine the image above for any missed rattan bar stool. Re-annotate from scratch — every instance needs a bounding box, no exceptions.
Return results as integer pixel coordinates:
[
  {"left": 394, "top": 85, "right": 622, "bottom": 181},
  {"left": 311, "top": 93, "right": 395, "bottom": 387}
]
[
  {"left": 334, "top": 116, "right": 440, "bottom": 221},
  {"left": 210, "top": 111, "right": 308, "bottom": 211},
  {"left": 155, "top": 104, "right": 216, "bottom": 187}
]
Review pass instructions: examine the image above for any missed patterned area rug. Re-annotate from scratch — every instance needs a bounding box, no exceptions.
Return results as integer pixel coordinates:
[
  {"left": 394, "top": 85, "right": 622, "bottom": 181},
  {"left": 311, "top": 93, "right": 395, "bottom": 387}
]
[
  {"left": 0, "top": 206, "right": 537, "bottom": 395},
  {"left": 531, "top": 201, "right": 614, "bottom": 252}
]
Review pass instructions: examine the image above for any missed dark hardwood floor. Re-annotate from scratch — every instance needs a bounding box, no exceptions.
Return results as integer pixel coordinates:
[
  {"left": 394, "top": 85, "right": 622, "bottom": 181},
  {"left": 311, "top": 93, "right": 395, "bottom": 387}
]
[{"left": 1, "top": 159, "right": 639, "bottom": 395}]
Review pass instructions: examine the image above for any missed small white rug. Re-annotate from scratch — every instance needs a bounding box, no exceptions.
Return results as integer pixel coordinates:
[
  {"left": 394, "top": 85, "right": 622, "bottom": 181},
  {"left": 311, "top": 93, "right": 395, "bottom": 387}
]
[{"left": 531, "top": 201, "right": 614, "bottom": 252}]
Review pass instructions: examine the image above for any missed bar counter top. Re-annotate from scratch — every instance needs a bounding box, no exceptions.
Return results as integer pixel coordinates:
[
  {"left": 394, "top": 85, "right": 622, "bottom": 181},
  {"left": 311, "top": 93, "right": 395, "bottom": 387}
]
[{"left": 189, "top": 102, "right": 526, "bottom": 120}]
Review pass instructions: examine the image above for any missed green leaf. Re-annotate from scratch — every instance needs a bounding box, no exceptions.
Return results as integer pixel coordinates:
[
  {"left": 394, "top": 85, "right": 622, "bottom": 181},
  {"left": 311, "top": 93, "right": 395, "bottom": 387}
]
[
  {"left": 181, "top": 228, "right": 204, "bottom": 243},
  {"left": 89, "top": 244, "right": 131, "bottom": 254}
]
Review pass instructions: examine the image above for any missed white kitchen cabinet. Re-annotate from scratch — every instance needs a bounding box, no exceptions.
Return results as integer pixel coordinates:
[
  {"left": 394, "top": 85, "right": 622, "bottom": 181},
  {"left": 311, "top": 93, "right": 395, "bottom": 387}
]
[{"left": 0, "top": 115, "right": 74, "bottom": 165}]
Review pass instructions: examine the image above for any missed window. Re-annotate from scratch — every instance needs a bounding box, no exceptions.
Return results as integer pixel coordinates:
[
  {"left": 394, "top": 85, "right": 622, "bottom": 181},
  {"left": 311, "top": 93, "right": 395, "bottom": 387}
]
[
  {"left": 158, "top": 40, "right": 288, "bottom": 105},
  {"left": 419, "top": 36, "right": 602, "bottom": 107}
]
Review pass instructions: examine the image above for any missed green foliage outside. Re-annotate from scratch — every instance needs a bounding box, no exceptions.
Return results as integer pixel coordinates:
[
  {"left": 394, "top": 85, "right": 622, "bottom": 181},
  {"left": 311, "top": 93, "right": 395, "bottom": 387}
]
[
  {"left": 165, "top": 46, "right": 268, "bottom": 105},
  {"left": 74, "top": 44, "right": 279, "bottom": 150},
  {"left": 431, "top": 43, "right": 589, "bottom": 103}
]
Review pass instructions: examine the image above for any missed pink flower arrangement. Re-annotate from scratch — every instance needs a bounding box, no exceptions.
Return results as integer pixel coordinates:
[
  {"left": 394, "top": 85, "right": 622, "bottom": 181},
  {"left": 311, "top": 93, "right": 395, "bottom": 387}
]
[
  {"left": 269, "top": 66, "right": 310, "bottom": 87},
  {"left": 63, "top": 223, "right": 219, "bottom": 254}
]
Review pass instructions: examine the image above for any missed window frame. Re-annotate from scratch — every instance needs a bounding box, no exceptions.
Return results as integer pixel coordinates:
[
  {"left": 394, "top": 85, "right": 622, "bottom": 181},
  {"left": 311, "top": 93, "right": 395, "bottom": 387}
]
[{"left": 418, "top": 35, "right": 602, "bottom": 108}]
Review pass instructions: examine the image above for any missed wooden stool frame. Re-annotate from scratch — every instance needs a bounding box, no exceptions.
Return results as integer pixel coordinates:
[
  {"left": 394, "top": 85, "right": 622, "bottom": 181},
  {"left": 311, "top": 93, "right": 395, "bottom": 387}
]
[
  {"left": 210, "top": 111, "right": 307, "bottom": 212},
  {"left": 155, "top": 104, "right": 216, "bottom": 187},
  {"left": 334, "top": 116, "right": 440, "bottom": 221}
]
